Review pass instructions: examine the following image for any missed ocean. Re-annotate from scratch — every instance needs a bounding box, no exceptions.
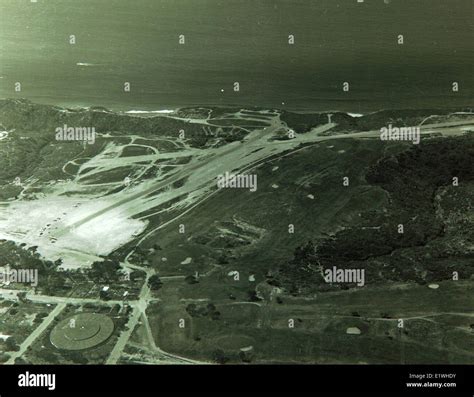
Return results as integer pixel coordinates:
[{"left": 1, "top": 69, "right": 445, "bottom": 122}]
[{"left": 0, "top": 0, "right": 472, "bottom": 112}]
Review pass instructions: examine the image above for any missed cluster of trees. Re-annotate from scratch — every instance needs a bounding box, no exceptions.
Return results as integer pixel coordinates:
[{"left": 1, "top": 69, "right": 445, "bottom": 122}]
[
  {"left": 148, "top": 274, "right": 162, "bottom": 291},
  {"left": 186, "top": 303, "right": 221, "bottom": 320},
  {"left": 89, "top": 260, "right": 121, "bottom": 282},
  {"left": 5, "top": 336, "right": 19, "bottom": 352},
  {"left": 211, "top": 348, "right": 254, "bottom": 364},
  {"left": 275, "top": 137, "right": 474, "bottom": 294}
]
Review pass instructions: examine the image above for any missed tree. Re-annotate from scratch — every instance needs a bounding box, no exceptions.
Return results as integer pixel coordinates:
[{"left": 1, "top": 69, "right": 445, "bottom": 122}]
[
  {"left": 185, "top": 274, "right": 199, "bottom": 284},
  {"left": 99, "top": 289, "right": 111, "bottom": 301},
  {"left": 5, "top": 337, "right": 19, "bottom": 352},
  {"left": 212, "top": 349, "right": 230, "bottom": 365},
  {"left": 148, "top": 274, "right": 162, "bottom": 291}
]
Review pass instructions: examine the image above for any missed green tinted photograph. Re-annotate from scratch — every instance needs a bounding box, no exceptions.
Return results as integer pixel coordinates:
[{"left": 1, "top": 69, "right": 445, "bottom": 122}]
[{"left": 0, "top": 0, "right": 472, "bottom": 381}]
